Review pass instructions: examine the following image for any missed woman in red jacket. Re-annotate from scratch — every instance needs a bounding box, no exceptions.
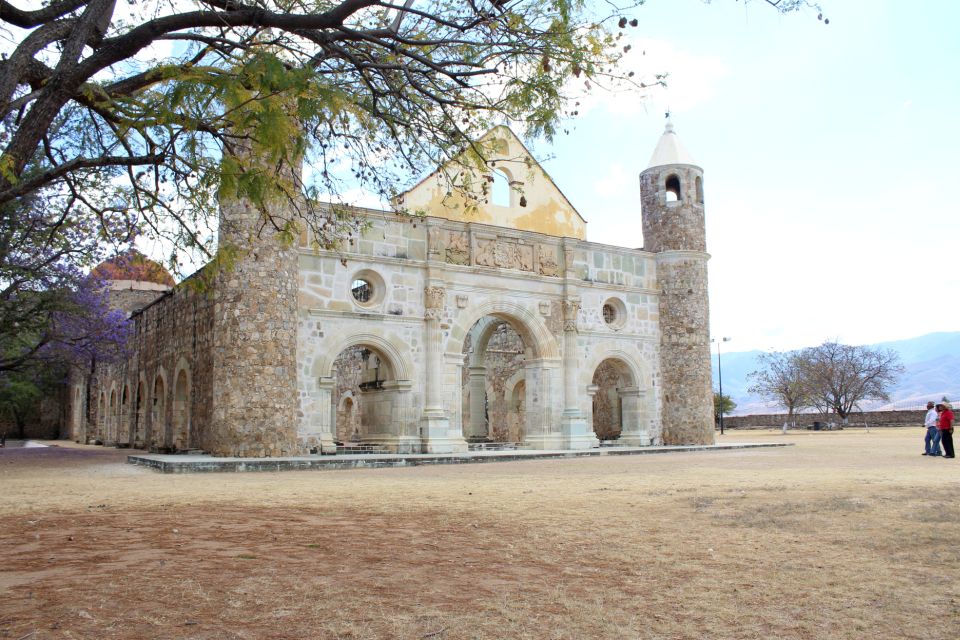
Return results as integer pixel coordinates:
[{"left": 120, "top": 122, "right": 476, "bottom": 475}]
[{"left": 937, "top": 402, "right": 955, "bottom": 459}]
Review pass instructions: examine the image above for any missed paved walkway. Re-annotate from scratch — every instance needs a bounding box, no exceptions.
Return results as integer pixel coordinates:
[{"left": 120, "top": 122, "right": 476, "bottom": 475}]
[{"left": 128, "top": 441, "right": 791, "bottom": 473}]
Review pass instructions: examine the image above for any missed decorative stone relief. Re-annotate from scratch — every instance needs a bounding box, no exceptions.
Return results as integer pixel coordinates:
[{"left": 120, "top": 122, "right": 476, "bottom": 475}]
[
  {"left": 518, "top": 243, "right": 534, "bottom": 271},
  {"left": 456, "top": 294, "right": 469, "bottom": 309},
  {"left": 538, "top": 301, "right": 551, "bottom": 316},
  {"left": 538, "top": 245, "right": 559, "bottom": 277},
  {"left": 494, "top": 240, "right": 518, "bottom": 269},
  {"left": 475, "top": 237, "right": 496, "bottom": 267},
  {"left": 445, "top": 231, "right": 469, "bottom": 265}
]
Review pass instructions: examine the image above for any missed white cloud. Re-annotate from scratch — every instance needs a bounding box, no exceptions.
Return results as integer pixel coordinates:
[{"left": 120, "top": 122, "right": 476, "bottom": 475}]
[
  {"left": 573, "top": 37, "right": 729, "bottom": 117},
  {"left": 592, "top": 163, "right": 632, "bottom": 199}
]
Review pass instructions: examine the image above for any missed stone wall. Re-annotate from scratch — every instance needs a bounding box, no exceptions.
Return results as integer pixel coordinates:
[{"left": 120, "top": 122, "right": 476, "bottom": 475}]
[
  {"left": 77, "top": 281, "right": 215, "bottom": 451},
  {"left": 640, "top": 162, "right": 713, "bottom": 446},
  {"left": 296, "top": 208, "right": 668, "bottom": 452},
  {"left": 723, "top": 410, "right": 925, "bottom": 429}
]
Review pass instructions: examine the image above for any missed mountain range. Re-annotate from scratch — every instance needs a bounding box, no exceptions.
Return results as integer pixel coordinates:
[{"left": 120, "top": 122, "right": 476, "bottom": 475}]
[{"left": 711, "top": 332, "right": 960, "bottom": 415}]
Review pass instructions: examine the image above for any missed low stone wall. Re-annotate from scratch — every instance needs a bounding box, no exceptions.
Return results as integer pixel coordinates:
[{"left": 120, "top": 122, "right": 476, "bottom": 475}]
[{"left": 723, "top": 410, "right": 924, "bottom": 429}]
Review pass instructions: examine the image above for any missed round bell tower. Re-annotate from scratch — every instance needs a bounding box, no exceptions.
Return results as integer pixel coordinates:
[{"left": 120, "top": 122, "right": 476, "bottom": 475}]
[{"left": 640, "top": 117, "right": 714, "bottom": 445}]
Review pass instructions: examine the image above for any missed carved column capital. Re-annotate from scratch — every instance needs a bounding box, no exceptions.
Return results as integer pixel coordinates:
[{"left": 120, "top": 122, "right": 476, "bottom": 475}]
[
  {"left": 562, "top": 298, "right": 581, "bottom": 332},
  {"left": 424, "top": 286, "right": 446, "bottom": 320}
]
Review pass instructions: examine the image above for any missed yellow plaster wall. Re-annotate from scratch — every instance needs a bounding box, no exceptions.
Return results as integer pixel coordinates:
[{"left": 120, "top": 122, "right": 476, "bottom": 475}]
[{"left": 396, "top": 127, "right": 586, "bottom": 240}]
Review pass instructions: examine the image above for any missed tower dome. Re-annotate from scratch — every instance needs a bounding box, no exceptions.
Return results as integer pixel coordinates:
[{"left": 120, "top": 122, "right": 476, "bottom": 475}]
[
  {"left": 646, "top": 117, "right": 699, "bottom": 169},
  {"left": 92, "top": 249, "right": 175, "bottom": 287}
]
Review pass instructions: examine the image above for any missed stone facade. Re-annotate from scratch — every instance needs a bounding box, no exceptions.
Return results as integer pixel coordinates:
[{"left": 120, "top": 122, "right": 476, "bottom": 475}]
[{"left": 56, "top": 122, "right": 713, "bottom": 455}]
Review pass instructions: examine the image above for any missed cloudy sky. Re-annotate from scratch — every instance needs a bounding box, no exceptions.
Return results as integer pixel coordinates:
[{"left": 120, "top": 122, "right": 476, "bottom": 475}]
[{"left": 535, "top": 0, "right": 959, "bottom": 352}]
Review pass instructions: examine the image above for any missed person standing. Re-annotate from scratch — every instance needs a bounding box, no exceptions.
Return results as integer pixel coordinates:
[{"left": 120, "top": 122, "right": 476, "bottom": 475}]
[
  {"left": 937, "top": 402, "right": 955, "bottom": 459},
  {"left": 923, "top": 401, "right": 941, "bottom": 456}
]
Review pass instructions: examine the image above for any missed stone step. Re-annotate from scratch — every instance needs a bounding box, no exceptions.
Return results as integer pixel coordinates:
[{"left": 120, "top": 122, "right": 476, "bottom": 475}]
[
  {"left": 467, "top": 442, "right": 532, "bottom": 452},
  {"left": 335, "top": 444, "right": 392, "bottom": 455},
  {"left": 599, "top": 439, "right": 627, "bottom": 447}
]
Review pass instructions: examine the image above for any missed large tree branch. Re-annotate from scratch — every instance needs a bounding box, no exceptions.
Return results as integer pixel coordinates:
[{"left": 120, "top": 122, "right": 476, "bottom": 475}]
[
  {"left": 0, "top": 0, "right": 89, "bottom": 28},
  {"left": 0, "top": 153, "right": 163, "bottom": 203}
]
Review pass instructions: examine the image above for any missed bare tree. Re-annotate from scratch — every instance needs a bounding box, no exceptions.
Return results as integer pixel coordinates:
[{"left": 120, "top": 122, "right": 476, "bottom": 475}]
[
  {"left": 747, "top": 350, "right": 809, "bottom": 426},
  {"left": 797, "top": 341, "right": 903, "bottom": 423}
]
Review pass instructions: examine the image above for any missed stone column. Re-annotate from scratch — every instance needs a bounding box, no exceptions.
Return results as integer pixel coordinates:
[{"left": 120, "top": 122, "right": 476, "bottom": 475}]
[
  {"left": 303, "top": 376, "right": 337, "bottom": 454},
  {"left": 522, "top": 358, "right": 564, "bottom": 450},
  {"left": 466, "top": 366, "right": 488, "bottom": 442},
  {"left": 420, "top": 285, "right": 468, "bottom": 453},
  {"left": 618, "top": 386, "right": 651, "bottom": 446},
  {"left": 560, "top": 298, "right": 597, "bottom": 450}
]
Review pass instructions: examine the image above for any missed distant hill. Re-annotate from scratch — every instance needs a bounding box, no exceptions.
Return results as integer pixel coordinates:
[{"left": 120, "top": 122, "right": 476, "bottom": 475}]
[{"left": 712, "top": 332, "right": 960, "bottom": 415}]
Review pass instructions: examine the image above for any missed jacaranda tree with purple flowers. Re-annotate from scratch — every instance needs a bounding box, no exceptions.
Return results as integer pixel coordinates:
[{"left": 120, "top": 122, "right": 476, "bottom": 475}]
[{"left": 0, "top": 191, "right": 132, "bottom": 436}]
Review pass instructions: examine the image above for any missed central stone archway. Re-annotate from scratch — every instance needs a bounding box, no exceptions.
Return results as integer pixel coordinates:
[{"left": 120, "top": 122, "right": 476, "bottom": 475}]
[
  {"left": 461, "top": 318, "right": 527, "bottom": 444},
  {"left": 445, "top": 299, "right": 562, "bottom": 449}
]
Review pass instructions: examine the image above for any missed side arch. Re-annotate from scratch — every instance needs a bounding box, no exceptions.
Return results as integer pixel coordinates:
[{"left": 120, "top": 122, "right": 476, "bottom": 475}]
[
  {"left": 582, "top": 346, "right": 655, "bottom": 446},
  {"left": 311, "top": 333, "right": 413, "bottom": 381},
  {"left": 150, "top": 367, "right": 168, "bottom": 449},
  {"left": 581, "top": 348, "right": 647, "bottom": 390},
  {"left": 172, "top": 358, "right": 192, "bottom": 451}
]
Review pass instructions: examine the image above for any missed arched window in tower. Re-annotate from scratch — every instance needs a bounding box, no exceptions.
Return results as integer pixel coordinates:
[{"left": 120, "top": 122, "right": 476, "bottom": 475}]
[
  {"left": 490, "top": 168, "right": 511, "bottom": 207},
  {"left": 665, "top": 174, "right": 681, "bottom": 202},
  {"left": 696, "top": 176, "right": 704, "bottom": 204}
]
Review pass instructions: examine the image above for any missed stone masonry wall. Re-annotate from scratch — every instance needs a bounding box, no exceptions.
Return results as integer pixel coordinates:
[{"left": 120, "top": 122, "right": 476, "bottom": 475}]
[
  {"left": 724, "top": 410, "right": 925, "bottom": 429},
  {"left": 641, "top": 164, "right": 713, "bottom": 445},
  {"left": 80, "top": 282, "right": 215, "bottom": 451},
  {"left": 209, "top": 193, "right": 301, "bottom": 457}
]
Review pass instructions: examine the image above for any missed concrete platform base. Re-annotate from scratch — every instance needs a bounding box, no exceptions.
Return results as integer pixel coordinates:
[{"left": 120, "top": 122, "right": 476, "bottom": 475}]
[{"left": 128, "top": 442, "right": 791, "bottom": 474}]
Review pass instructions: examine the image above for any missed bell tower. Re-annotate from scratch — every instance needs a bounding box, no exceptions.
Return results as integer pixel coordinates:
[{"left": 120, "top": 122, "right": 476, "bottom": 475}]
[{"left": 640, "top": 117, "right": 714, "bottom": 445}]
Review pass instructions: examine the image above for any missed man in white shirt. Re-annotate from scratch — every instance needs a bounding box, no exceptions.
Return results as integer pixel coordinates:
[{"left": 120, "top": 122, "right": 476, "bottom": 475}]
[{"left": 923, "top": 401, "right": 941, "bottom": 456}]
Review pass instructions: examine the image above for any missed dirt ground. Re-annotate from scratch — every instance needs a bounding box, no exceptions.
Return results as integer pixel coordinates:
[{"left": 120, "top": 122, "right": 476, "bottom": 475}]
[{"left": 1, "top": 428, "right": 958, "bottom": 639}]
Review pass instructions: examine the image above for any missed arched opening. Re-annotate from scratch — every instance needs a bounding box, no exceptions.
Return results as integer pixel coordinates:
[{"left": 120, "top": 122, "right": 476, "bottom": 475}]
[
  {"left": 108, "top": 389, "right": 118, "bottom": 445},
  {"left": 119, "top": 384, "right": 130, "bottom": 447},
  {"left": 665, "top": 174, "right": 681, "bottom": 203},
  {"left": 151, "top": 375, "right": 166, "bottom": 450},
  {"left": 489, "top": 167, "right": 511, "bottom": 207},
  {"left": 72, "top": 387, "right": 82, "bottom": 440},
  {"left": 590, "top": 359, "right": 636, "bottom": 441},
  {"left": 695, "top": 175, "right": 704, "bottom": 204},
  {"left": 329, "top": 344, "right": 411, "bottom": 451},
  {"left": 173, "top": 369, "right": 191, "bottom": 451},
  {"left": 97, "top": 391, "right": 106, "bottom": 442},
  {"left": 337, "top": 393, "right": 360, "bottom": 443},
  {"left": 507, "top": 378, "right": 526, "bottom": 443},
  {"left": 461, "top": 317, "right": 528, "bottom": 444},
  {"left": 134, "top": 381, "right": 146, "bottom": 448}
]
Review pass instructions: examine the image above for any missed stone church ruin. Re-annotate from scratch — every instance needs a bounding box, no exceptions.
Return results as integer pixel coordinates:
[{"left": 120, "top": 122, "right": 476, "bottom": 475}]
[{"left": 63, "top": 122, "right": 715, "bottom": 457}]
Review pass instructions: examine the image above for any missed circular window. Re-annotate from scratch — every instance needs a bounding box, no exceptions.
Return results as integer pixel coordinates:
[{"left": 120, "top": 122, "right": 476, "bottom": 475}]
[
  {"left": 602, "top": 298, "right": 627, "bottom": 330},
  {"left": 351, "top": 278, "right": 373, "bottom": 303},
  {"left": 349, "top": 269, "right": 385, "bottom": 308}
]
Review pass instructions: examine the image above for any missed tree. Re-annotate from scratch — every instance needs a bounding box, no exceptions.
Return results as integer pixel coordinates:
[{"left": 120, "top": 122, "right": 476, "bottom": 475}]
[
  {"left": 0, "top": 0, "right": 821, "bottom": 275},
  {"left": 714, "top": 392, "right": 736, "bottom": 421},
  {"left": 748, "top": 350, "right": 809, "bottom": 425},
  {"left": 797, "top": 341, "right": 903, "bottom": 423},
  {"left": 0, "top": 186, "right": 131, "bottom": 372}
]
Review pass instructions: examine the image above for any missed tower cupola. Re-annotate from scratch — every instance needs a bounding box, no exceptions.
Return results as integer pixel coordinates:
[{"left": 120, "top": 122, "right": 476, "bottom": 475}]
[{"left": 640, "top": 117, "right": 705, "bottom": 253}]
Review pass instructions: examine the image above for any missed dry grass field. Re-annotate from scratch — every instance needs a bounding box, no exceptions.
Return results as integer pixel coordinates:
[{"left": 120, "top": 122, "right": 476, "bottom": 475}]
[{"left": 1, "top": 427, "right": 958, "bottom": 639}]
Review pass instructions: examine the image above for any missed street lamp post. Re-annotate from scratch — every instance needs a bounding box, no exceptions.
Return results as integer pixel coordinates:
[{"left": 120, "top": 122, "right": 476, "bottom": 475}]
[{"left": 713, "top": 337, "right": 732, "bottom": 435}]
